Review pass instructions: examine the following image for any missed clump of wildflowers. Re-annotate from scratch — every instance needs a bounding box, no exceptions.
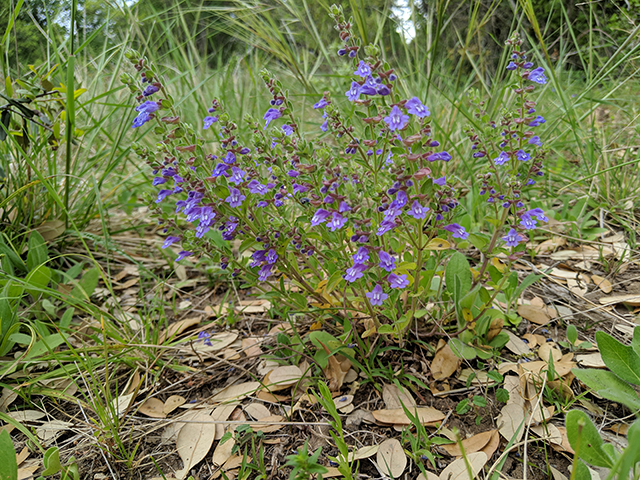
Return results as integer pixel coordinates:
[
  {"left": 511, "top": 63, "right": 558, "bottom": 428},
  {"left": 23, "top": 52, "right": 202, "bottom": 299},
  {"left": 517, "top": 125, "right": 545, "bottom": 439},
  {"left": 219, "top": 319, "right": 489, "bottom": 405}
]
[{"left": 123, "top": 13, "right": 549, "bottom": 342}]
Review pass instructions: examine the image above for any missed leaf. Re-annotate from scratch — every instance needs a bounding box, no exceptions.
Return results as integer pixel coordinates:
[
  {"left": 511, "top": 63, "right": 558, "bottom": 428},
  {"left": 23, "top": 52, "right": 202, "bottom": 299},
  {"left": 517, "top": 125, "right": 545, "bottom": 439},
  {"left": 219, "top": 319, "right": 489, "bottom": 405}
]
[
  {"left": 0, "top": 428, "right": 17, "bottom": 480},
  {"left": 572, "top": 368, "right": 640, "bottom": 411},
  {"left": 591, "top": 275, "right": 612, "bottom": 294},
  {"left": 211, "top": 426, "right": 235, "bottom": 467},
  {"left": 175, "top": 413, "right": 216, "bottom": 479},
  {"left": 497, "top": 403, "right": 526, "bottom": 442},
  {"left": 445, "top": 252, "right": 471, "bottom": 298},
  {"left": 517, "top": 304, "right": 550, "bottom": 325},
  {"left": 26, "top": 231, "right": 47, "bottom": 271},
  {"left": 138, "top": 398, "right": 166, "bottom": 418},
  {"left": 504, "top": 330, "right": 530, "bottom": 355},
  {"left": 565, "top": 410, "right": 614, "bottom": 468},
  {"left": 211, "top": 382, "right": 260, "bottom": 403},
  {"left": 70, "top": 268, "right": 99, "bottom": 301},
  {"left": 598, "top": 294, "right": 640, "bottom": 306},
  {"left": 372, "top": 407, "right": 445, "bottom": 426},
  {"left": 438, "top": 451, "right": 487, "bottom": 480},
  {"left": 425, "top": 238, "right": 450, "bottom": 250},
  {"left": 163, "top": 395, "right": 186, "bottom": 415},
  {"left": 376, "top": 438, "right": 406, "bottom": 478},
  {"left": 430, "top": 343, "right": 461, "bottom": 380},
  {"left": 382, "top": 384, "right": 415, "bottom": 410},
  {"left": 596, "top": 331, "right": 640, "bottom": 386},
  {"left": 262, "top": 365, "right": 303, "bottom": 391},
  {"left": 441, "top": 430, "right": 497, "bottom": 457},
  {"left": 41, "top": 447, "right": 62, "bottom": 475},
  {"left": 158, "top": 317, "right": 201, "bottom": 344},
  {"left": 35, "top": 220, "right": 65, "bottom": 242}
]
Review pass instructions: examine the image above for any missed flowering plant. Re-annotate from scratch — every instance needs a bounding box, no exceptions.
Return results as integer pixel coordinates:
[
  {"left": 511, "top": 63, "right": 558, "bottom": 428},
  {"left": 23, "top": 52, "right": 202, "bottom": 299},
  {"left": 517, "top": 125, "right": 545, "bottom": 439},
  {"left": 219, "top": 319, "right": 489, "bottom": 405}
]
[{"left": 122, "top": 6, "right": 548, "bottom": 349}]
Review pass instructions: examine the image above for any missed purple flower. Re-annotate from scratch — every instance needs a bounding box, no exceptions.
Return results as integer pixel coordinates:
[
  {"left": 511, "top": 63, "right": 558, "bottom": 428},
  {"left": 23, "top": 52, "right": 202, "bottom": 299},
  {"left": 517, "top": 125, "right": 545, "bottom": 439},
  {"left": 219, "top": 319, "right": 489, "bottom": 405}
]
[
  {"left": 135, "top": 101, "right": 159, "bottom": 115},
  {"left": 384, "top": 105, "right": 409, "bottom": 131},
  {"left": 516, "top": 150, "right": 531, "bottom": 162},
  {"left": 519, "top": 212, "right": 536, "bottom": 230},
  {"left": 266, "top": 249, "right": 278, "bottom": 264},
  {"left": 506, "top": 61, "right": 517, "bottom": 70},
  {"left": 388, "top": 273, "right": 409, "bottom": 289},
  {"left": 528, "top": 116, "right": 546, "bottom": 127},
  {"left": 434, "top": 176, "right": 447, "bottom": 186},
  {"left": 258, "top": 264, "right": 273, "bottom": 281},
  {"left": 198, "top": 331, "right": 212, "bottom": 346},
  {"left": 175, "top": 250, "right": 193, "bottom": 262},
  {"left": 443, "top": 223, "right": 469, "bottom": 239},
  {"left": 225, "top": 187, "right": 246, "bottom": 208},
  {"left": 282, "top": 124, "right": 294, "bottom": 136},
  {"left": 427, "top": 151, "right": 452, "bottom": 162},
  {"left": 366, "top": 284, "right": 388, "bottom": 306},
  {"left": 405, "top": 97, "right": 430, "bottom": 118},
  {"left": 321, "top": 119, "right": 328, "bottom": 132},
  {"left": 256, "top": 201, "right": 268, "bottom": 208},
  {"left": 407, "top": 201, "right": 429, "bottom": 219},
  {"left": 229, "top": 167, "right": 246, "bottom": 185},
  {"left": 263, "top": 108, "right": 282, "bottom": 129},
  {"left": 212, "top": 163, "right": 229, "bottom": 177},
  {"left": 353, "top": 247, "right": 369, "bottom": 264},
  {"left": 293, "top": 183, "right": 309, "bottom": 194},
  {"left": 394, "top": 190, "right": 408, "bottom": 208},
  {"left": 156, "top": 189, "right": 173, "bottom": 203},
  {"left": 203, "top": 116, "right": 218, "bottom": 129},
  {"left": 344, "top": 263, "right": 367, "bottom": 283},
  {"left": 314, "top": 98, "right": 329, "bottom": 109},
  {"left": 345, "top": 81, "right": 361, "bottom": 102},
  {"left": 527, "top": 207, "right": 548, "bottom": 222},
  {"left": 162, "top": 236, "right": 181, "bottom": 249},
  {"left": 143, "top": 85, "right": 159, "bottom": 96},
  {"left": 248, "top": 180, "right": 268, "bottom": 195},
  {"left": 224, "top": 151, "right": 236, "bottom": 164},
  {"left": 528, "top": 136, "right": 543, "bottom": 146},
  {"left": 359, "top": 76, "right": 378, "bottom": 96},
  {"left": 338, "top": 201, "right": 351, "bottom": 213},
  {"left": 528, "top": 67, "right": 547, "bottom": 85},
  {"left": 327, "top": 212, "right": 347, "bottom": 231},
  {"left": 311, "top": 208, "right": 331, "bottom": 226},
  {"left": 287, "top": 170, "right": 299, "bottom": 178},
  {"left": 503, "top": 228, "right": 526, "bottom": 247},
  {"left": 376, "top": 219, "right": 396, "bottom": 236},
  {"left": 378, "top": 251, "right": 396, "bottom": 272},
  {"left": 354, "top": 60, "right": 372, "bottom": 78},
  {"left": 493, "top": 151, "right": 509, "bottom": 166},
  {"left": 153, "top": 176, "right": 167, "bottom": 186}
]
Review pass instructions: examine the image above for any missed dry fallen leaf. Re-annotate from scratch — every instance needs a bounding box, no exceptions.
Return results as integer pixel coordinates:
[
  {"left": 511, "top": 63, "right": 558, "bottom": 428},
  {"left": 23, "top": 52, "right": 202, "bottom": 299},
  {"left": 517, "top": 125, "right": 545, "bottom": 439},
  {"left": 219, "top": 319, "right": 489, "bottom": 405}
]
[
  {"left": 319, "top": 341, "right": 352, "bottom": 391},
  {"left": 212, "top": 426, "right": 235, "bottom": 467},
  {"left": 36, "top": 420, "right": 73, "bottom": 444},
  {"left": 497, "top": 403, "right": 526, "bottom": 442},
  {"left": 430, "top": 344, "right": 461, "bottom": 380},
  {"left": 249, "top": 415, "right": 284, "bottom": 433},
  {"left": 263, "top": 365, "right": 303, "bottom": 391},
  {"left": 382, "top": 384, "right": 416, "bottom": 410},
  {"left": 441, "top": 430, "right": 496, "bottom": 457},
  {"left": 376, "top": 438, "right": 406, "bottom": 478},
  {"left": 210, "top": 403, "right": 238, "bottom": 440},
  {"left": 4, "top": 410, "right": 45, "bottom": 422},
  {"left": 175, "top": 412, "right": 216, "bottom": 480},
  {"left": 517, "top": 304, "right": 551, "bottom": 325},
  {"left": 243, "top": 403, "right": 271, "bottom": 420},
  {"left": 163, "top": 395, "right": 187, "bottom": 415},
  {"left": 211, "top": 382, "right": 260, "bottom": 403},
  {"left": 599, "top": 293, "right": 640, "bottom": 306},
  {"left": 539, "top": 344, "right": 562, "bottom": 364},
  {"left": 139, "top": 398, "right": 166, "bottom": 418},
  {"left": 591, "top": 275, "right": 612, "bottom": 294},
  {"left": 338, "top": 445, "right": 379, "bottom": 463},
  {"left": 241, "top": 338, "right": 262, "bottom": 357},
  {"left": 505, "top": 330, "right": 530, "bottom": 355},
  {"left": 372, "top": 407, "right": 445, "bottom": 426},
  {"left": 576, "top": 353, "right": 606, "bottom": 368},
  {"left": 158, "top": 317, "right": 201, "bottom": 344},
  {"left": 438, "top": 451, "right": 488, "bottom": 480}
]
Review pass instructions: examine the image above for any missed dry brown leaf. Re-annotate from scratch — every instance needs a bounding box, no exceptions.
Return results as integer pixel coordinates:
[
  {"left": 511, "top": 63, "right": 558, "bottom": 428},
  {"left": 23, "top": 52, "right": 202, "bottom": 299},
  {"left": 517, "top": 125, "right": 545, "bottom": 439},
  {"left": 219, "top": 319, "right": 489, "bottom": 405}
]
[
  {"left": 158, "top": 317, "right": 201, "bottom": 344},
  {"left": 505, "top": 330, "right": 530, "bottom": 355},
  {"left": 487, "top": 316, "right": 504, "bottom": 341},
  {"left": 210, "top": 404, "right": 238, "bottom": 440},
  {"left": 262, "top": 365, "right": 303, "bottom": 391},
  {"left": 241, "top": 338, "right": 262, "bottom": 357},
  {"left": 439, "top": 451, "right": 488, "bottom": 480},
  {"left": 522, "top": 334, "right": 538, "bottom": 348},
  {"left": 338, "top": 445, "right": 379, "bottom": 463},
  {"left": 243, "top": 403, "right": 271, "bottom": 420},
  {"left": 376, "top": 438, "right": 406, "bottom": 478},
  {"left": 531, "top": 423, "right": 563, "bottom": 445},
  {"left": 175, "top": 413, "right": 216, "bottom": 479},
  {"left": 36, "top": 420, "right": 73, "bottom": 444},
  {"left": 518, "top": 305, "right": 551, "bottom": 325},
  {"left": 4, "top": 410, "right": 45, "bottom": 422},
  {"left": 372, "top": 407, "right": 445, "bottom": 426},
  {"left": 599, "top": 293, "right": 640, "bottom": 306},
  {"left": 255, "top": 390, "right": 289, "bottom": 403},
  {"left": 35, "top": 220, "right": 66, "bottom": 241},
  {"left": 110, "top": 392, "right": 135, "bottom": 419},
  {"left": 322, "top": 467, "right": 342, "bottom": 478},
  {"left": 535, "top": 237, "right": 566, "bottom": 254},
  {"left": 16, "top": 446, "right": 29, "bottom": 466},
  {"left": 503, "top": 375, "right": 525, "bottom": 408},
  {"left": 139, "top": 398, "right": 166, "bottom": 418},
  {"left": 480, "top": 430, "right": 501, "bottom": 459},
  {"left": 322, "top": 349, "right": 352, "bottom": 392},
  {"left": 382, "top": 384, "right": 416, "bottom": 410},
  {"left": 211, "top": 382, "right": 260, "bottom": 403},
  {"left": 430, "top": 344, "right": 461, "bottom": 380},
  {"left": 249, "top": 414, "right": 283, "bottom": 433},
  {"left": 539, "top": 344, "right": 562, "bottom": 364},
  {"left": 212, "top": 426, "right": 235, "bottom": 467},
  {"left": 576, "top": 353, "right": 606, "bottom": 368},
  {"left": 518, "top": 360, "right": 575, "bottom": 379},
  {"left": 441, "top": 430, "right": 496, "bottom": 456},
  {"left": 333, "top": 394, "right": 354, "bottom": 410},
  {"left": 497, "top": 403, "right": 526, "bottom": 442},
  {"left": 17, "top": 465, "right": 38, "bottom": 480},
  {"left": 161, "top": 408, "right": 213, "bottom": 444},
  {"left": 416, "top": 472, "right": 439, "bottom": 480},
  {"left": 0, "top": 387, "right": 18, "bottom": 412},
  {"left": 609, "top": 424, "right": 630, "bottom": 436},
  {"left": 556, "top": 426, "right": 574, "bottom": 454},
  {"left": 163, "top": 395, "right": 187, "bottom": 415},
  {"left": 191, "top": 332, "right": 239, "bottom": 354},
  {"left": 458, "top": 369, "right": 497, "bottom": 387}
]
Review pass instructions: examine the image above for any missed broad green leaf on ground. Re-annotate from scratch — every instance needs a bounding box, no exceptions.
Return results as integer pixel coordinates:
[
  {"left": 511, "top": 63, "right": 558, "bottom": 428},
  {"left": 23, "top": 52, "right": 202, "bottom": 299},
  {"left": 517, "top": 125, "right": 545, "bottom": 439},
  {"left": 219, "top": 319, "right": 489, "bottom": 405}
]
[
  {"left": 572, "top": 368, "right": 640, "bottom": 412},
  {"left": 566, "top": 410, "right": 614, "bottom": 468},
  {"left": 596, "top": 331, "right": 640, "bottom": 385},
  {"left": 0, "top": 429, "right": 18, "bottom": 480}
]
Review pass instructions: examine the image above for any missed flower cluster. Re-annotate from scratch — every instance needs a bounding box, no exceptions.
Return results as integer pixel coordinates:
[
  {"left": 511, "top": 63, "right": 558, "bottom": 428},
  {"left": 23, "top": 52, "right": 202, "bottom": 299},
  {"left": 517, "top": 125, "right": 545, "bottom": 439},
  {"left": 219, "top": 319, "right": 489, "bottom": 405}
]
[{"left": 123, "top": 17, "right": 550, "bottom": 331}]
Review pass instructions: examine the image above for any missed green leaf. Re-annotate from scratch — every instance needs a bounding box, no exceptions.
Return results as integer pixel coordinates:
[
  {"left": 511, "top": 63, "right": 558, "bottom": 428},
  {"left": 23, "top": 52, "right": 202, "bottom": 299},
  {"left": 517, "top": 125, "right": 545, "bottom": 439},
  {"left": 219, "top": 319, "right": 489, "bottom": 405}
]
[
  {"left": 449, "top": 338, "right": 476, "bottom": 360},
  {"left": 596, "top": 331, "right": 640, "bottom": 386},
  {"left": 572, "top": 460, "right": 591, "bottom": 480},
  {"left": 617, "top": 419, "right": 640, "bottom": 479},
  {"left": 26, "top": 231, "right": 48, "bottom": 271},
  {"left": 325, "top": 270, "right": 344, "bottom": 295},
  {"left": 378, "top": 325, "right": 394, "bottom": 334},
  {"left": 513, "top": 272, "right": 542, "bottom": 300},
  {"left": 70, "top": 268, "right": 99, "bottom": 301},
  {"left": 41, "top": 447, "right": 62, "bottom": 475},
  {"left": 572, "top": 368, "right": 640, "bottom": 412},
  {"left": 632, "top": 326, "right": 640, "bottom": 358},
  {"left": 566, "top": 325, "right": 577, "bottom": 345},
  {"left": 445, "top": 252, "right": 471, "bottom": 297},
  {"left": 25, "top": 265, "right": 51, "bottom": 296},
  {"left": 566, "top": 410, "right": 614, "bottom": 468},
  {"left": 0, "top": 428, "right": 17, "bottom": 480}
]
